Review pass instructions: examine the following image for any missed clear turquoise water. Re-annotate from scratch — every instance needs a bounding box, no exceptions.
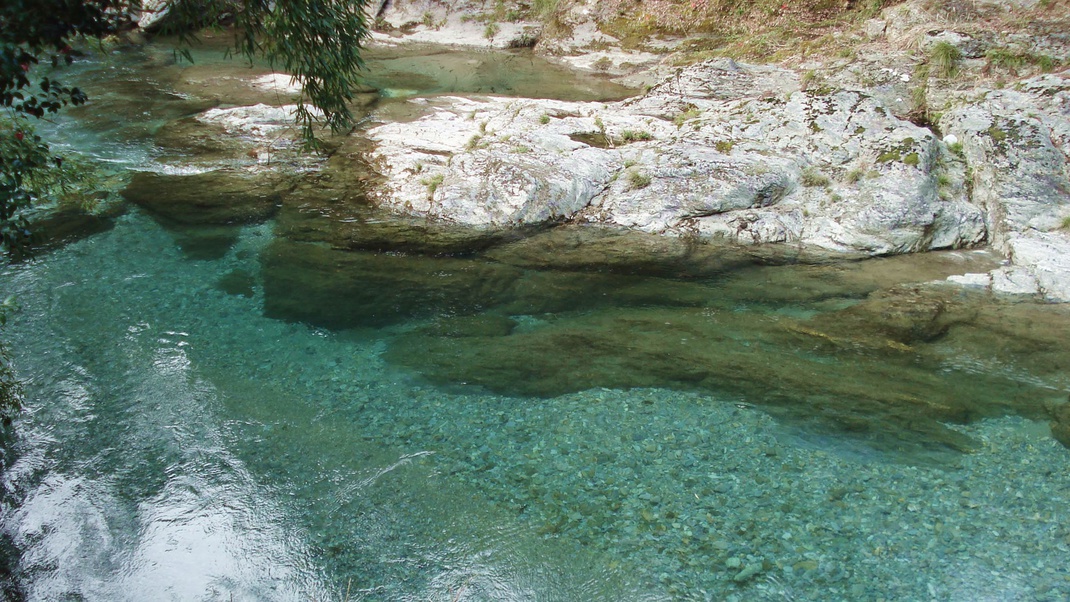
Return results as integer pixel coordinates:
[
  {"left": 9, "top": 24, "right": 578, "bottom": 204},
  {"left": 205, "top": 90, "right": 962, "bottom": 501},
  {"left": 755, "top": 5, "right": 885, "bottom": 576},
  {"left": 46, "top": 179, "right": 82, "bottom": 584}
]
[{"left": 2, "top": 42, "right": 1070, "bottom": 602}]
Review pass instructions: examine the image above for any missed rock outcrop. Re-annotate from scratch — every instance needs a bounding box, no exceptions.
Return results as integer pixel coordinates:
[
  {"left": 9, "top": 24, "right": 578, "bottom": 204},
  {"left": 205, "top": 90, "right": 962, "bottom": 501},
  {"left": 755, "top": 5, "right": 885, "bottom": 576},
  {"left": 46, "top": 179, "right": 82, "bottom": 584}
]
[
  {"left": 940, "top": 72, "right": 1070, "bottom": 301},
  {"left": 366, "top": 59, "right": 987, "bottom": 257}
]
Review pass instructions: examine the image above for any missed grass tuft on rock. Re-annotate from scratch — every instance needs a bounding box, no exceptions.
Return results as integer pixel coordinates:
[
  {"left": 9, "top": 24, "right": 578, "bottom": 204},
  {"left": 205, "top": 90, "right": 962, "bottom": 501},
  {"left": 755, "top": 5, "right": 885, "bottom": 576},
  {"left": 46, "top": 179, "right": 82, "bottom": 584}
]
[{"left": 929, "top": 41, "right": 962, "bottom": 79}]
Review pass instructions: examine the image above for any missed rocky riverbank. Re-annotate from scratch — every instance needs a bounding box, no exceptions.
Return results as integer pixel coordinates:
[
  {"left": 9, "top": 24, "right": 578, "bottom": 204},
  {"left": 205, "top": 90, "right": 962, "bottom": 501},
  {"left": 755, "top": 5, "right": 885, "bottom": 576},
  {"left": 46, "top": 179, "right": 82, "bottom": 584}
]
[
  {"left": 358, "top": 0, "right": 1070, "bottom": 300},
  {"left": 112, "top": 0, "right": 1070, "bottom": 301}
]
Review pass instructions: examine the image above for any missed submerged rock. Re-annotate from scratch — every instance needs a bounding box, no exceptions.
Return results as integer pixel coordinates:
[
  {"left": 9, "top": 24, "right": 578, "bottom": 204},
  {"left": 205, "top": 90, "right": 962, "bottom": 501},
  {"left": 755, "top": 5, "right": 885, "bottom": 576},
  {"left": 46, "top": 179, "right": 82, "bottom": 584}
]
[
  {"left": 481, "top": 224, "right": 834, "bottom": 277},
  {"left": 382, "top": 262, "right": 1070, "bottom": 454},
  {"left": 1050, "top": 400, "right": 1070, "bottom": 449},
  {"left": 260, "top": 238, "right": 525, "bottom": 328},
  {"left": 122, "top": 170, "right": 291, "bottom": 225},
  {"left": 277, "top": 157, "right": 510, "bottom": 255}
]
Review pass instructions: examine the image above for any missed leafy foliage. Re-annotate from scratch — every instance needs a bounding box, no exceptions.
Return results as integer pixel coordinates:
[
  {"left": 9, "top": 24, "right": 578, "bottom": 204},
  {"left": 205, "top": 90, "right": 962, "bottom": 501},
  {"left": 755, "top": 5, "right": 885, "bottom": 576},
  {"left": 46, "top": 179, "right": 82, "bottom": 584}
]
[
  {"left": 138, "top": 0, "right": 370, "bottom": 143},
  {"left": 1, "top": 0, "right": 127, "bottom": 257},
  {"left": 0, "top": 0, "right": 371, "bottom": 411},
  {"left": 0, "top": 296, "right": 19, "bottom": 421},
  {"left": 0, "top": 121, "right": 53, "bottom": 258},
  {"left": 1, "top": 0, "right": 371, "bottom": 258}
]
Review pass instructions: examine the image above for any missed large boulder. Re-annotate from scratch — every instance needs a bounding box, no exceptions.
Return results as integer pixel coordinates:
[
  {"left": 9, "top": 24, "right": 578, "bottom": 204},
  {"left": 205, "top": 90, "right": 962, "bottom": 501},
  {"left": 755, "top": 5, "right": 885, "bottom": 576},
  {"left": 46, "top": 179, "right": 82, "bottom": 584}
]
[
  {"left": 365, "top": 59, "right": 987, "bottom": 257},
  {"left": 940, "top": 72, "right": 1070, "bottom": 301}
]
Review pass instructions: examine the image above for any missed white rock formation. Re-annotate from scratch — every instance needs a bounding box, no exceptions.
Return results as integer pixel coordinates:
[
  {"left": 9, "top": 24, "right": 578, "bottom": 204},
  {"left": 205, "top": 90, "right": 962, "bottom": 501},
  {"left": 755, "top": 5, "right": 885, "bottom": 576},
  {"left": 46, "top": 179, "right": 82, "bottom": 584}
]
[
  {"left": 366, "top": 59, "right": 988, "bottom": 256},
  {"left": 941, "top": 71, "right": 1070, "bottom": 301}
]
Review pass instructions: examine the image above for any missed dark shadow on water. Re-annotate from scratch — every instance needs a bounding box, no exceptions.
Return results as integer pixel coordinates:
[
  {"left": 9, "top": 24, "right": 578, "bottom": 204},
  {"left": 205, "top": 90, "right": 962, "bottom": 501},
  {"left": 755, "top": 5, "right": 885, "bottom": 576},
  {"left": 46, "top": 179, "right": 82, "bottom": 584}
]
[{"left": 259, "top": 235, "right": 1070, "bottom": 460}]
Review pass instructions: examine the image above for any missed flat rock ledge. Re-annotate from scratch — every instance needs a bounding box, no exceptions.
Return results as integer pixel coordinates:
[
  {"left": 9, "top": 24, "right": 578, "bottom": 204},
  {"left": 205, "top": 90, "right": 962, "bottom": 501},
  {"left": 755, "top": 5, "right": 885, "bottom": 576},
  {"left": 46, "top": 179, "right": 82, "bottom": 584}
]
[{"left": 365, "top": 59, "right": 1070, "bottom": 301}]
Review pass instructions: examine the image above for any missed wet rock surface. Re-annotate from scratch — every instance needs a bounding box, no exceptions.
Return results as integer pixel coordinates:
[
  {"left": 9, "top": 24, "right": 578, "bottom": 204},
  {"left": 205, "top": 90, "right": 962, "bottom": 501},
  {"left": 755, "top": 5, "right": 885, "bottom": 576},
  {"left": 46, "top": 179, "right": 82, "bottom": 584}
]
[
  {"left": 121, "top": 170, "right": 291, "bottom": 225},
  {"left": 1051, "top": 400, "right": 1070, "bottom": 449},
  {"left": 384, "top": 281, "right": 1070, "bottom": 454}
]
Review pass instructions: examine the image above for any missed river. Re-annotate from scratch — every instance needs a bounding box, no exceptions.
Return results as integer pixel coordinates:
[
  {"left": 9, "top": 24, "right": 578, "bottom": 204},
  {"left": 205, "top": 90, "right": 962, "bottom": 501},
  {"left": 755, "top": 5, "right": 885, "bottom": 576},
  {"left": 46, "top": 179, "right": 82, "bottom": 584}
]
[{"left": 1, "top": 38, "right": 1069, "bottom": 602}]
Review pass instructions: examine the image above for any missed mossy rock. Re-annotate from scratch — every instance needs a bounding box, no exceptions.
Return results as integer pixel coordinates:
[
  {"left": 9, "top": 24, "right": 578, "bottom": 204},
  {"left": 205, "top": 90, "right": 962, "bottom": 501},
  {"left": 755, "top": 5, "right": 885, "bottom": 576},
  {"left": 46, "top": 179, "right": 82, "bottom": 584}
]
[
  {"left": 1050, "top": 401, "right": 1070, "bottom": 450},
  {"left": 152, "top": 117, "right": 239, "bottom": 162},
  {"left": 383, "top": 304, "right": 1012, "bottom": 455},
  {"left": 277, "top": 167, "right": 508, "bottom": 255},
  {"left": 384, "top": 282, "right": 1068, "bottom": 457},
  {"left": 803, "top": 285, "right": 977, "bottom": 345},
  {"left": 481, "top": 225, "right": 771, "bottom": 278},
  {"left": 260, "top": 239, "right": 525, "bottom": 328},
  {"left": 121, "top": 170, "right": 291, "bottom": 225},
  {"left": 27, "top": 204, "right": 125, "bottom": 253}
]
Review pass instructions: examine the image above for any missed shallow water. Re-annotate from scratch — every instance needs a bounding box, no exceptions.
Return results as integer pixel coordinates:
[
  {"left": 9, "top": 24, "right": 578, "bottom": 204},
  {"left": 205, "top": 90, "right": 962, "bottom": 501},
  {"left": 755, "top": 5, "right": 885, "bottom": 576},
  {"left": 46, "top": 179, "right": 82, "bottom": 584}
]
[{"left": 2, "top": 40, "right": 1070, "bottom": 602}]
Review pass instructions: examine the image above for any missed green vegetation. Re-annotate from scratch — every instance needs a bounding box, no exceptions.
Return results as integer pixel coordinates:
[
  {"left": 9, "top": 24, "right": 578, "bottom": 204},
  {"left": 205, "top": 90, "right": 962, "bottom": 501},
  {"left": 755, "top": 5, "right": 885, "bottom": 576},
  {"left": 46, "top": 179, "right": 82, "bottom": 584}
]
[
  {"left": 539, "top": 113, "right": 551, "bottom": 125},
  {"left": 906, "top": 81, "right": 936, "bottom": 127},
  {"left": 484, "top": 22, "right": 500, "bottom": 40},
  {"left": 903, "top": 152, "right": 920, "bottom": 167},
  {"left": 947, "top": 141, "right": 964, "bottom": 156},
  {"left": 1060, "top": 216, "right": 1070, "bottom": 230},
  {"left": 654, "top": 0, "right": 892, "bottom": 63},
  {"left": 617, "top": 129, "right": 654, "bottom": 143},
  {"left": 421, "top": 173, "right": 445, "bottom": 196},
  {"left": 844, "top": 168, "right": 864, "bottom": 184},
  {"left": 673, "top": 105, "right": 702, "bottom": 127},
  {"left": 0, "top": 297, "right": 20, "bottom": 421},
  {"left": 714, "top": 140, "right": 735, "bottom": 153},
  {"left": 986, "top": 47, "right": 1060, "bottom": 73},
  {"left": 532, "top": 0, "right": 560, "bottom": 19},
  {"left": 800, "top": 167, "right": 831, "bottom": 187},
  {"left": 929, "top": 42, "right": 962, "bottom": 79},
  {"left": 628, "top": 170, "right": 652, "bottom": 189},
  {"left": 466, "top": 134, "right": 484, "bottom": 150}
]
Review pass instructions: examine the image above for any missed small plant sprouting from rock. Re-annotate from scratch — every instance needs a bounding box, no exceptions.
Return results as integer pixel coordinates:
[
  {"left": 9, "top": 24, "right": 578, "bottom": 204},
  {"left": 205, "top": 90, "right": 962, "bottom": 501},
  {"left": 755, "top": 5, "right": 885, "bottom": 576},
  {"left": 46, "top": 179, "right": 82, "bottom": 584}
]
[
  {"left": 801, "top": 167, "right": 831, "bottom": 187},
  {"left": 714, "top": 140, "right": 734, "bottom": 153},
  {"left": 592, "top": 56, "right": 612, "bottom": 72},
  {"left": 628, "top": 170, "right": 652, "bottom": 189},
  {"left": 617, "top": 130, "right": 654, "bottom": 143},
  {"left": 844, "top": 168, "right": 864, "bottom": 184},
  {"left": 1061, "top": 216, "right": 1070, "bottom": 231},
  {"left": 936, "top": 173, "right": 953, "bottom": 200},
  {"left": 947, "top": 141, "right": 964, "bottom": 156},
  {"left": 532, "top": 0, "right": 559, "bottom": 19},
  {"left": 466, "top": 134, "right": 483, "bottom": 150},
  {"left": 421, "top": 173, "right": 444, "bottom": 197},
  {"left": 484, "top": 22, "right": 500, "bottom": 40},
  {"left": 929, "top": 41, "right": 962, "bottom": 79},
  {"left": 986, "top": 47, "right": 1061, "bottom": 74},
  {"left": 673, "top": 105, "right": 702, "bottom": 128},
  {"left": 539, "top": 113, "right": 551, "bottom": 125}
]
